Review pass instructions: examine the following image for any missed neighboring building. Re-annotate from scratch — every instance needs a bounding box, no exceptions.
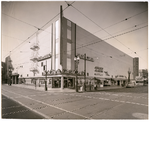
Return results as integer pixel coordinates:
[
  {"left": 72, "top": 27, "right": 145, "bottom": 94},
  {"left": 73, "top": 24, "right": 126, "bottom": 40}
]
[
  {"left": 139, "top": 69, "right": 148, "bottom": 79},
  {"left": 133, "top": 57, "right": 139, "bottom": 79},
  {"left": 5, "top": 6, "right": 138, "bottom": 90},
  {"left": 1, "top": 62, "right": 7, "bottom": 84}
]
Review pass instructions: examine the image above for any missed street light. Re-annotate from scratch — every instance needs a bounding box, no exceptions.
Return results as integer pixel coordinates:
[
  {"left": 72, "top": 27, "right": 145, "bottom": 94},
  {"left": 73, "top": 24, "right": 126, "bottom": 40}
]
[
  {"left": 84, "top": 53, "right": 86, "bottom": 91},
  {"left": 128, "top": 68, "right": 131, "bottom": 83},
  {"left": 43, "top": 60, "right": 48, "bottom": 91},
  {"left": 8, "top": 66, "right": 12, "bottom": 86},
  {"left": 74, "top": 55, "right": 80, "bottom": 92}
]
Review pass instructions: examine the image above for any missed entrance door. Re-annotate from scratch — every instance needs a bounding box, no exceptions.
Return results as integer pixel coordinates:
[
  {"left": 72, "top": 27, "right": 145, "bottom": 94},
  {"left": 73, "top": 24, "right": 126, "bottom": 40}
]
[
  {"left": 64, "top": 78, "right": 68, "bottom": 88},
  {"left": 63, "top": 77, "right": 75, "bottom": 89},
  {"left": 68, "top": 78, "right": 74, "bottom": 88},
  {"left": 117, "top": 81, "right": 120, "bottom": 86}
]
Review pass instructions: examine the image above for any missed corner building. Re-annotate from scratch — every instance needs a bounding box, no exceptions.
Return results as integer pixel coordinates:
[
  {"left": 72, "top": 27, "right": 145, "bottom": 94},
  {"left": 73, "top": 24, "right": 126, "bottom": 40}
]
[{"left": 9, "top": 6, "right": 136, "bottom": 90}]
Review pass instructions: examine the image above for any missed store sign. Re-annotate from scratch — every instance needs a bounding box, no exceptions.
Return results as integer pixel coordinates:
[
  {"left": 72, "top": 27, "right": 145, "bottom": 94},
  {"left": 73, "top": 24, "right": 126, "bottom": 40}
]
[
  {"left": 38, "top": 54, "right": 52, "bottom": 61},
  {"left": 104, "top": 71, "right": 110, "bottom": 76},
  {"left": 42, "top": 69, "right": 61, "bottom": 76},
  {"left": 95, "top": 66, "right": 103, "bottom": 72},
  {"left": 77, "top": 54, "right": 94, "bottom": 62},
  {"left": 94, "top": 73, "right": 103, "bottom": 76},
  {"left": 94, "top": 66, "right": 103, "bottom": 76},
  {"left": 115, "top": 75, "right": 127, "bottom": 79}
]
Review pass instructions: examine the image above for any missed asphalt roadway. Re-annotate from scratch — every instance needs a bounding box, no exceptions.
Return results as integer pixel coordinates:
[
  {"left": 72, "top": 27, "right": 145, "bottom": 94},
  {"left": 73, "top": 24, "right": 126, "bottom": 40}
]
[{"left": 1, "top": 84, "right": 148, "bottom": 119}]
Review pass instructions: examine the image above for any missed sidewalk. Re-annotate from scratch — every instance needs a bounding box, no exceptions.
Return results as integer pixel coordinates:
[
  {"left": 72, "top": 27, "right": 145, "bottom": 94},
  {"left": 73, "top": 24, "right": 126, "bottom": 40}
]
[
  {"left": 11, "top": 84, "right": 75, "bottom": 92},
  {"left": 8, "top": 84, "right": 124, "bottom": 92}
]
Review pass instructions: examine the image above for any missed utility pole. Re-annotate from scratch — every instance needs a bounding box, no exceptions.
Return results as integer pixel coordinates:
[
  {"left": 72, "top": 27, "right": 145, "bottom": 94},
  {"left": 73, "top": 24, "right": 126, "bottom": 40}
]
[
  {"left": 45, "top": 60, "right": 47, "bottom": 91},
  {"left": 74, "top": 56, "right": 80, "bottom": 92},
  {"left": 84, "top": 53, "right": 86, "bottom": 91},
  {"left": 128, "top": 68, "right": 131, "bottom": 83}
]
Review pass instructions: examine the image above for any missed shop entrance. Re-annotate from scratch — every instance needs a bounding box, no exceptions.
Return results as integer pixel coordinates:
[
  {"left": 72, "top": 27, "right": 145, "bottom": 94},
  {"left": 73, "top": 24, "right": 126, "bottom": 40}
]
[
  {"left": 64, "top": 77, "right": 75, "bottom": 89},
  {"left": 117, "top": 81, "right": 120, "bottom": 86}
]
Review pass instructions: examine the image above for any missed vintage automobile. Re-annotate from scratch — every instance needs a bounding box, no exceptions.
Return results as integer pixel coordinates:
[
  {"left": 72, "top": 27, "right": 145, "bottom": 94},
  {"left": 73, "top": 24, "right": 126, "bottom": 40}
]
[
  {"left": 126, "top": 80, "right": 136, "bottom": 88},
  {"left": 104, "top": 80, "right": 111, "bottom": 86}
]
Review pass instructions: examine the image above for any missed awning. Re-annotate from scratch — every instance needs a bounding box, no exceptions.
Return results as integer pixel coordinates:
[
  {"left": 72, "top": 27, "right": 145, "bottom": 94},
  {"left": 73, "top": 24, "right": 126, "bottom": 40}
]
[
  {"left": 90, "top": 77, "right": 106, "bottom": 81},
  {"left": 113, "top": 78, "right": 127, "bottom": 81},
  {"left": 12, "top": 73, "right": 19, "bottom": 76}
]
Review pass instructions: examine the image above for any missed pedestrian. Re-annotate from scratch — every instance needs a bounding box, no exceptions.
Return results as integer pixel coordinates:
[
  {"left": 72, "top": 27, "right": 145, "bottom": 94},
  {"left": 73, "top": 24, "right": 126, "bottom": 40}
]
[
  {"left": 10, "top": 79, "right": 12, "bottom": 86},
  {"left": 35, "top": 80, "right": 36, "bottom": 89},
  {"left": 89, "top": 82, "right": 91, "bottom": 91},
  {"left": 94, "top": 84, "right": 96, "bottom": 90}
]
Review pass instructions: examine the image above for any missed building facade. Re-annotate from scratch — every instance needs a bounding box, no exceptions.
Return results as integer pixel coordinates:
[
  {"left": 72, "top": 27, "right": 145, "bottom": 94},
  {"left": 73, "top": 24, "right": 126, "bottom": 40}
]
[
  {"left": 5, "top": 6, "right": 138, "bottom": 90},
  {"left": 1, "top": 62, "right": 7, "bottom": 84},
  {"left": 133, "top": 57, "right": 139, "bottom": 79}
]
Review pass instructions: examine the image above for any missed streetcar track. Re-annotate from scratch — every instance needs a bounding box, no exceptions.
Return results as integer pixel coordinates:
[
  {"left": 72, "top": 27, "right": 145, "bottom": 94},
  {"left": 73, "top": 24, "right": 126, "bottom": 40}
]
[
  {"left": 87, "top": 92, "right": 148, "bottom": 99},
  {"left": 2, "top": 87, "right": 148, "bottom": 119},
  {"left": 65, "top": 93, "right": 148, "bottom": 107},
  {"left": 89, "top": 103, "right": 124, "bottom": 118},
  {"left": 2, "top": 105, "right": 21, "bottom": 110},
  {"left": 2, "top": 109, "right": 29, "bottom": 116},
  {"left": 2, "top": 89, "right": 90, "bottom": 119}
]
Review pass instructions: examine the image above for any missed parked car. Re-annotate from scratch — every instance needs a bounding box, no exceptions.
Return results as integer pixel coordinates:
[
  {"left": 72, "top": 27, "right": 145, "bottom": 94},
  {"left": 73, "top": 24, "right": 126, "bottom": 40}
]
[
  {"left": 104, "top": 80, "right": 111, "bottom": 86},
  {"left": 126, "top": 80, "right": 136, "bottom": 88}
]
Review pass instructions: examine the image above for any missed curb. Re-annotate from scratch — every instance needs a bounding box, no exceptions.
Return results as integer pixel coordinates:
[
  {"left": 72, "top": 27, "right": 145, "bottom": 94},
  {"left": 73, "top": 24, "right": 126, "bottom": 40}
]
[{"left": 5, "top": 84, "right": 125, "bottom": 92}]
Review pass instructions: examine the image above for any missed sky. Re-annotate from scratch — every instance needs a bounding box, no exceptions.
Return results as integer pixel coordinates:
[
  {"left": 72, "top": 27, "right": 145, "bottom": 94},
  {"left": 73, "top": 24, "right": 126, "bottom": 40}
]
[{"left": 1, "top": 0, "right": 148, "bottom": 69}]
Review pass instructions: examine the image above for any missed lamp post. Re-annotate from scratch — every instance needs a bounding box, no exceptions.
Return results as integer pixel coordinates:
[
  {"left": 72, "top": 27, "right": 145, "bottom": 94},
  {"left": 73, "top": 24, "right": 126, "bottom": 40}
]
[
  {"left": 8, "top": 67, "right": 12, "bottom": 86},
  {"left": 84, "top": 53, "right": 86, "bottom": 91},
  {"left": 128, "top": 68, "right": 131, "bottom": 83},
  {"left": 44, "top": 60, "right": 48, "bottom": 91},
  {"left": 74, "top": 56, "right": 80, "bottom": 92}
]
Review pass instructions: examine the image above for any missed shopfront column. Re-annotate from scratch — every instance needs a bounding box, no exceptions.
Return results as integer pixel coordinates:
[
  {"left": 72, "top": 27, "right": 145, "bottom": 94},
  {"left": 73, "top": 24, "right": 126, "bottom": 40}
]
[
  {"left": 61, "top": 76, "right": 64, "bottom": 89},
  {"left": 12, "top": 76, "right": 13, "bottom": 84},
  {"left": 120, "top": 80, "right": 122, "bottom": 86},
  {"left": 15, "top": 76, "right": 16, "bottom": 84}
]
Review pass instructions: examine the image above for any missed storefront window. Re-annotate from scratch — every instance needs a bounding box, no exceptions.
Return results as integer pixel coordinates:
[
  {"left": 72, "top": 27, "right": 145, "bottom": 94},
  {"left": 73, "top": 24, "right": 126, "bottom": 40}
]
[
  {"left": 52, "top": 77, "right": 61, "bottom": 88},
  {"left": 64, "top": 77, "right": 75, "bottom": 89}
]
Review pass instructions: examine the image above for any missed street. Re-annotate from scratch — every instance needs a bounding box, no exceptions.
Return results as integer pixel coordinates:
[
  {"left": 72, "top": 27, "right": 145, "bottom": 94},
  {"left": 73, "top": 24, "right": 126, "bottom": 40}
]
[
  {"left": 2, "top": 95, "right": 44, "bottom": 119},
  {"left": 1, "top": 85, "right": 148, "bottom": 119}
]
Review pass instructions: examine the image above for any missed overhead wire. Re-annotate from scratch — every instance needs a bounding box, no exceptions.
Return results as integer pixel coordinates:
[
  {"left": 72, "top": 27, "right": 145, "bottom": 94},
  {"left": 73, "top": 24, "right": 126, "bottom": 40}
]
[
  {"left": 67, "top": 8, "right": 148, "bottom": 47},
  {"left": 10, "top": 22, "right": 148, "bottom": 69},
  {"left": 2, "top": 12, "right": 40, "bottom": 30},
  {"left": 76, "top": 25, "right": 148, "bottom": 51},
  {"left": 3, "top": 2, "right": 147, "bottom": 71},
  {"left": 14, "top": 28, "right": 138, "bottom": 70},
  {"left": 2, "top": 1, "right": 75, "bottom": 59},
  {"left": 7, "top": 24, "right": 148, "bottom": 70},
  {"left": 10, "top": 20, "right": 148, "bottom": 59},
  {"left": 71, "top": 4, "right": 131, "bottom": 52},
  {"left": 93, "top": 9, "right": 148, "bottom": 34},
  {"left": 70, "top": 4, "right": 148, "bottom": 63},
  {"left": 3, "top": 1, "right": 146, "bottom": 60}
]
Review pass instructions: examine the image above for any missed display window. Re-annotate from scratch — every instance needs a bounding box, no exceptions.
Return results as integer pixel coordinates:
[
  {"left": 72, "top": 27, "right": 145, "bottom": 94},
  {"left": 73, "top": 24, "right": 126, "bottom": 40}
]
[
  {"left": 64, "top": 77, "right": 75, "bottom": 89},
  {"left": 52, "top": 77, "right": 61, "bottom": 88}
]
